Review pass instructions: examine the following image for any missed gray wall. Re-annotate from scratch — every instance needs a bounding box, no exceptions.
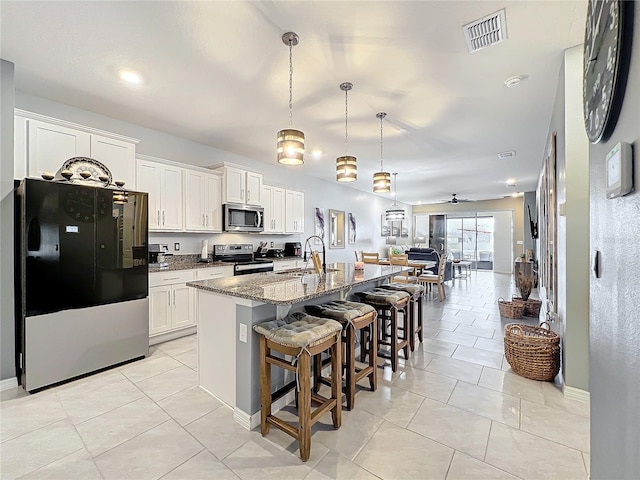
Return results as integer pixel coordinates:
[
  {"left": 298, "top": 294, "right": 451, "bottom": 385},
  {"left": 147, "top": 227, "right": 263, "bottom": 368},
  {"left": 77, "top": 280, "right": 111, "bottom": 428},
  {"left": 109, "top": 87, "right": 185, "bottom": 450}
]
[
  {"left": 547, "top": 46, "right": 590, "bottom": 392},
  {"left": 589, "top": 3, "right": 640, "bottom": 478},
  {"left": 522, "top": 191, "right": 536, "bottom": 254},
  {"left": 1, "top": 59, "right": 16, "bottom": 382}
]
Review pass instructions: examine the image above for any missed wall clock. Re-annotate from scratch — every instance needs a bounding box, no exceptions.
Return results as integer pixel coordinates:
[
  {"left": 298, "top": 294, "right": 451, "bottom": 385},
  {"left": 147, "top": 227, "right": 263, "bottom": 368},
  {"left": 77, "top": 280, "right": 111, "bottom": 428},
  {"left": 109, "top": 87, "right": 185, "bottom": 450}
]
[{"left": 583, "top": 0, "right": 625, "bottom": 143}]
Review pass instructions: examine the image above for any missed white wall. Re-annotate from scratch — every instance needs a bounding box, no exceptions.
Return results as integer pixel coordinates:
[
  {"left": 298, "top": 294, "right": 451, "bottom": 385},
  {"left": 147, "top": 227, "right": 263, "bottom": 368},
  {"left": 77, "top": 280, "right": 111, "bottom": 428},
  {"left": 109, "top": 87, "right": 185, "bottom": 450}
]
[
  {"left": 1, "top": 60, "right": 16, "bottom": 383},
  {"left": 491, "top": 211, "right": 514, "bottom": 274},
  {"left": 14, "top": 92, "right": 408, "bottom": 263}
]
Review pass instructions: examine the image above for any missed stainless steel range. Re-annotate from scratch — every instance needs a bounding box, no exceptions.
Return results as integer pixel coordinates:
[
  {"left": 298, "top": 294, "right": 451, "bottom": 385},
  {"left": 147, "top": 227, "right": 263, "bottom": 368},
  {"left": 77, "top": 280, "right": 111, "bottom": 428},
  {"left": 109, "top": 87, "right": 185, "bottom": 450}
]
[{"left": 213, "top": 244, "right": 274, "bottom": 275}]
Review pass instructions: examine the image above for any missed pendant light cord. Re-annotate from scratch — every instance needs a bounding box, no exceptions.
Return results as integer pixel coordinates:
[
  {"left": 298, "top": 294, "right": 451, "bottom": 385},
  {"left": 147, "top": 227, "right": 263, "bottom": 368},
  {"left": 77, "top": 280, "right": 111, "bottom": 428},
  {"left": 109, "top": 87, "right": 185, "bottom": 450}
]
[
  {"left": 345, "top": 88, "right": 349, "bottom": 155},
  {"left": 288, "top": 39, "right": 293, "bottom": 128},
  {"left": 379, "top": 115, "right": 384, "bottom": 171}
]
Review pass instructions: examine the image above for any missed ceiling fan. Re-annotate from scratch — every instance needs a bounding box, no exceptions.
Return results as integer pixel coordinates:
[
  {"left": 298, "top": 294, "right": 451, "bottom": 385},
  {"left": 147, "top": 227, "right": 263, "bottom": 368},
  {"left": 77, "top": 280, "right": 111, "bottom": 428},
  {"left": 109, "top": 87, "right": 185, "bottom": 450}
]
[{"left": 442, "top": 193, "right": 473, "bottom": 204}]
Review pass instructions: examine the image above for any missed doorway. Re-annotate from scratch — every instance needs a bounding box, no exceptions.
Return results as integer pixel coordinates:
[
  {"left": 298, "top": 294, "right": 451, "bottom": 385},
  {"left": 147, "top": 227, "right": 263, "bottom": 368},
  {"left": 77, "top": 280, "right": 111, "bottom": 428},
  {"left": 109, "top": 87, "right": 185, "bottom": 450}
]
[{"left": 446, "top": 215, "right": 495, "bottom": 270}]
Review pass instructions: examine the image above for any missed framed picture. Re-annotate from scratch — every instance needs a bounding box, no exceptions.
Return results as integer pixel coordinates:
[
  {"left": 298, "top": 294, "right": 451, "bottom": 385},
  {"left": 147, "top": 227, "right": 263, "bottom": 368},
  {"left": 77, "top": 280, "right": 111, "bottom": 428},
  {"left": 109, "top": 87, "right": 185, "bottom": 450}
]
[
  {"left": 348, "top": 213, "right": 356, "bottom": 244},
  {"left": 314, "top": 208, "right": 325, "bottom": 244}
]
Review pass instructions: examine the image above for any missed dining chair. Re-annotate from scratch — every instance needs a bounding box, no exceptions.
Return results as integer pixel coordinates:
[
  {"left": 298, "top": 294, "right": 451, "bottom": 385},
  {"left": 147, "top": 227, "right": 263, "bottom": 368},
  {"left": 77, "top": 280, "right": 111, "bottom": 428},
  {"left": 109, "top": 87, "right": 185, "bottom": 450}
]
[
  {"left": 362, "top": 252, "right": 380, "bottom": 264},
  {"left": 389, "top": 254, "right": 418, "bottom": 284},
  {"left": 417, "top": 254, "right": 447, "bottom": 301}
]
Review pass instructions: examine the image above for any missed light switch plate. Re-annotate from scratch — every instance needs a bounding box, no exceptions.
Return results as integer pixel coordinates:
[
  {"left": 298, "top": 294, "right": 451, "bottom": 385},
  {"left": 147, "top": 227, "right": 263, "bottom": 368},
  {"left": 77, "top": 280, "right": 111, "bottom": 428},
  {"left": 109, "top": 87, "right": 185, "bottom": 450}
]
[{"left": 239, "top": 323, "right": 248, "bottom": 343}]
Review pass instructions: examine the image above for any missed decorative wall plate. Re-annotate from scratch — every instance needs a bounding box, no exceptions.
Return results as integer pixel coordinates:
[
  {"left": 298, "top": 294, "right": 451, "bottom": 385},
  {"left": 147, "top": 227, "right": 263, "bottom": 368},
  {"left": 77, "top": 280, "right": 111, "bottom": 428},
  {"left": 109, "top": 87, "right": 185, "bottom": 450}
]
[{"left": 59, "top": 157, "right": 112, "bottom": 186}]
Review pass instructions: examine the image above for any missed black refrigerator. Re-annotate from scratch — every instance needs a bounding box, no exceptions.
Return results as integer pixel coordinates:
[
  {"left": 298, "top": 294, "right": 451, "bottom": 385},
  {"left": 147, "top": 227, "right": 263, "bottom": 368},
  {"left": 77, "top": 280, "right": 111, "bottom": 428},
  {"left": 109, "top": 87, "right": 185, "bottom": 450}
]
[{"left": 15, "top": 178, "right": 150, "bottom": 392}]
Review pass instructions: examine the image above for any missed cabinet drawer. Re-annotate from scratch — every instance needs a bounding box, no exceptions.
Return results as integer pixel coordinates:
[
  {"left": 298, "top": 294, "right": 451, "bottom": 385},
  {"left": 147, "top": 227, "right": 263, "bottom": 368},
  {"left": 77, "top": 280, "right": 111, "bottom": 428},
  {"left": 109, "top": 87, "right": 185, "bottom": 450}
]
[
  {"left": 195, "top": 267, "right": 233, "bottom": 280},
  {"left": 273, "top": 260, "right": 298, "bottom": 272},
  {"left": 149, "top": 270, "right": 196, "bottom": 287}
]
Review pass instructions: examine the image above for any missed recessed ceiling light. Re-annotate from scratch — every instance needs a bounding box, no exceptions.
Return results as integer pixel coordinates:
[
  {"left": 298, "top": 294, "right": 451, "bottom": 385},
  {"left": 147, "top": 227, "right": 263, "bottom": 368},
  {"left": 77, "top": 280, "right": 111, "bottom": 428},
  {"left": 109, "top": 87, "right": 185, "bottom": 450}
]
[
  {"left": 119, "top": 69, "right": 143, "bottom": 85},
  {"left": 312, "top": 150, "right": 322, "bottom": 159},
  {"left": 511, "top": 192, "right": 520, "bottom": 197},
  {"left": 506, "top": 178, "right": 517, "bottom": 186},
  {"left": 504, "top": 74, "right": 529, "bottom": 88}
]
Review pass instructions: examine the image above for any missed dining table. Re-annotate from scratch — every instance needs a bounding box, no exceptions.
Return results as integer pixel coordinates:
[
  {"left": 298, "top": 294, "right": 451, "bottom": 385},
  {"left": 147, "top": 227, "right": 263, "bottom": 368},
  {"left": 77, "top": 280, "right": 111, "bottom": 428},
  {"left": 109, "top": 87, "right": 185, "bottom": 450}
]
[{"left": 377, "top": 259, "right": 437, "bottom": 276}]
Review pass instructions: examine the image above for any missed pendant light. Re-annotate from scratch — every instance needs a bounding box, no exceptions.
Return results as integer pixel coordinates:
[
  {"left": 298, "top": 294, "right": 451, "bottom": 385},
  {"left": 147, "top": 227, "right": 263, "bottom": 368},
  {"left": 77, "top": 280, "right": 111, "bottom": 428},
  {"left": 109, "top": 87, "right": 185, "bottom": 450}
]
[
  {"left": 336, "top": 82, "right": 357, "bottom": 182},
  {"left": 277, "top": 32, "right": 305, "bottom": 165},
  {"left": 386, "top": 173, "right": 405, "bottom": 220},
  {"left": 373, "top": 112, "right": 391, "bottom": 193}
]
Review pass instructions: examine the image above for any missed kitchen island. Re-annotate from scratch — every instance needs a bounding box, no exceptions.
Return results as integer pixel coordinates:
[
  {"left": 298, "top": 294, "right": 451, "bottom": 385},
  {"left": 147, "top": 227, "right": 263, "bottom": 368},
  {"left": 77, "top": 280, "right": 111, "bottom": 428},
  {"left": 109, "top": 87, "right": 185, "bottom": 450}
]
[{"left": 187, "top": 262, "right": 406, "bottom": 429}]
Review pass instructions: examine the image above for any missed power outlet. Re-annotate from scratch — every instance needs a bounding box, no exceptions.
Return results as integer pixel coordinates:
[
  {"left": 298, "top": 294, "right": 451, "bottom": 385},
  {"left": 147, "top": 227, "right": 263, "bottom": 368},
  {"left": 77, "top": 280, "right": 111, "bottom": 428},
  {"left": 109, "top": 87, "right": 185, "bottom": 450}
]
[
  {"left": 174, "top": 242, "right": 180, "bottom": 251},
  {"left": 239, "top": 323, "right": 248, "bottom": 343},
  {"left": 270, "top": 241, "right": 274, "bottom": 247}
]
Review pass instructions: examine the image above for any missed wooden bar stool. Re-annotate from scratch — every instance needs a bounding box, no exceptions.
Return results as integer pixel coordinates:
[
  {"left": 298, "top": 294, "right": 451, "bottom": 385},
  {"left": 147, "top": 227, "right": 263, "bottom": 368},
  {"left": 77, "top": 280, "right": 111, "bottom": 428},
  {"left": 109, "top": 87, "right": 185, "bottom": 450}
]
[
  {"left": 254, "top": 313, "right": 343, "bottom": 462},
  {"left": 305, "top": 301, "right": 378, "bottom": 410},
  {"left": 383, "top": 283, "right": 425, "bottom": 352},
  {"left": 355, "top": 288, "right": 411, "bottom": 372}
]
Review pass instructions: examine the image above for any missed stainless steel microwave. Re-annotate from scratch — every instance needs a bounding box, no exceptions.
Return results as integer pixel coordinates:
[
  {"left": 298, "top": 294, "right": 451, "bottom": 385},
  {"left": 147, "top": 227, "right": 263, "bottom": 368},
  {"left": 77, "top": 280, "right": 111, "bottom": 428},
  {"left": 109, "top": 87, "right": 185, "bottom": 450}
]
[{"left": 223, "top": 204, "right": 264, "bottom": 232}]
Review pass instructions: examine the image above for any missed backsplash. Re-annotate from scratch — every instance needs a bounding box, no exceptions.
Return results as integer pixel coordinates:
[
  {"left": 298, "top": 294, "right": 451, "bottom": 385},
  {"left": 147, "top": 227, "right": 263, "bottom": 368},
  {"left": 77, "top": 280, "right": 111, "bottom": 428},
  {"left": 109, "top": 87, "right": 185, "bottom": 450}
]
[{"left": 149, "top": 232, "right": 303, "bottom": 255}]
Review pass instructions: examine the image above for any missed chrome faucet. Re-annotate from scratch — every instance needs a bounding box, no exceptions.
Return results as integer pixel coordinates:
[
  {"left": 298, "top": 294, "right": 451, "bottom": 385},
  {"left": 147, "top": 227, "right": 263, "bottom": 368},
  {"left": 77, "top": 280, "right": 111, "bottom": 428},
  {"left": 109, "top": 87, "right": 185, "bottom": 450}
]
[{"left": 303, "top": 235, "right": 326, "bottom": 274}]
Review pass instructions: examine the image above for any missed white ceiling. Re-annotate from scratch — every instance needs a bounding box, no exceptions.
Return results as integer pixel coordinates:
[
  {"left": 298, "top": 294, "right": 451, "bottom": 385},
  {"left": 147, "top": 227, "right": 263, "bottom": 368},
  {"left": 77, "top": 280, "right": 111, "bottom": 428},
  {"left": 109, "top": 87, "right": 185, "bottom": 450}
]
[{"left": 1, "top": 1, "right": 586, "bottom": 205}]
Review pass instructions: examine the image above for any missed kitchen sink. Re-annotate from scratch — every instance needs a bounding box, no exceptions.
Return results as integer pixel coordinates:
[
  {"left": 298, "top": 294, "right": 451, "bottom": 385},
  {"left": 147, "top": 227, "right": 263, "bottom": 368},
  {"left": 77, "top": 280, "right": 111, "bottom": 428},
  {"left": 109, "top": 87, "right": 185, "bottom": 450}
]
[{"left": 275, "top": 268, "right": 340, "bottom": 277}]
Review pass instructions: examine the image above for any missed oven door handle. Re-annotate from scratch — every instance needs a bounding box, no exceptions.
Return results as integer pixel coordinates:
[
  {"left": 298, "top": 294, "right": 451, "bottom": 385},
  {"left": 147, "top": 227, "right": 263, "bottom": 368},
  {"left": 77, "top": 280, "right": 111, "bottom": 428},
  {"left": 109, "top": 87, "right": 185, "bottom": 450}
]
[{"left": 234, "top": 262, "right": 274, "bottom": 273}]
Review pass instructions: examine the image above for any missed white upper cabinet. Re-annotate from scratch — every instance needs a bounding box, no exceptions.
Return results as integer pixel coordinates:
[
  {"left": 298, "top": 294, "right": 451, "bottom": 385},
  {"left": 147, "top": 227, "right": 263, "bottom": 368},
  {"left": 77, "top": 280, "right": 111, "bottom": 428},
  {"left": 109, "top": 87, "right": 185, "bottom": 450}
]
[
  {"left": 184, "top": 169, "right": 222, "bottom": 232},
  {"left": 15, "top": 110, "right": 138, "bottom": 185},
  {"left": 218, "top": 165, "right": 262, "bottom": 206},
  {"left": 263, "top": 184, "right": 285, "bottom": 234},
  {"left": 285, "top": 189, "right": 305, "bottom": 234},
  {"left": 136, "top": 156, "right": 183, "bottom": 231},
  {"left": 27, "top": 119, "right": 91, "bottom": 176},
  {"left": 89, "top": 134, "right": 135, "bottom": 187}
]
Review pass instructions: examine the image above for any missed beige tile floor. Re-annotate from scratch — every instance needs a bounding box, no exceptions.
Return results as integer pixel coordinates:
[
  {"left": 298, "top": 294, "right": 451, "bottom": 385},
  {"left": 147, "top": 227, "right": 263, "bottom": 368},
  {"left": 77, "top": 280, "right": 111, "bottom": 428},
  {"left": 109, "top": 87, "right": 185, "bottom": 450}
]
[{"left": 0, "top": 272, "right": 590, "bottom": 479}]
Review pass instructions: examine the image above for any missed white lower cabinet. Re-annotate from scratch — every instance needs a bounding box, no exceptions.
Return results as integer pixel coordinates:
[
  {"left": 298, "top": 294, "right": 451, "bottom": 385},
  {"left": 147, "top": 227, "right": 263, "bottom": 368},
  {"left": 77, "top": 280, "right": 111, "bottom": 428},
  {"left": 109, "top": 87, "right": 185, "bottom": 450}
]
[
  {"left": 148, "top": 267, "right": 233, "bottom": 343},
  {"left": 148, "top": 270, "right": 196, "bottom": 338}
]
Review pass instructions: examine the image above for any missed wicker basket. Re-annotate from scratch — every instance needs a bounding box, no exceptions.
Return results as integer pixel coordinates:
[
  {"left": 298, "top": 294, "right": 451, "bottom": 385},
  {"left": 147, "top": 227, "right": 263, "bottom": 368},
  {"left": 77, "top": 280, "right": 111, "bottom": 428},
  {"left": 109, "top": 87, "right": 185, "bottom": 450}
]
[
  {"left": 511, "top": 296, "right": 542, "bottom": 317},
  {"left": 498, "top": 297, "right": 524, "bottom": 319},
  {"left": 504, "top": 322, "right": 560, "bottom": 381}
]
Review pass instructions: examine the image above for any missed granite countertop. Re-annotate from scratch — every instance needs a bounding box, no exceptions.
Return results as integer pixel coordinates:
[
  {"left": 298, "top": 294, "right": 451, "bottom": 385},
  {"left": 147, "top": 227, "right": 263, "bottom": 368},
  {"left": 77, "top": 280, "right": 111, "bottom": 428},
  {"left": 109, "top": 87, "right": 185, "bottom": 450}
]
[
  {"left": 187, "top": 262, "right": 408, "bottom": 305},
  {"left": 148, "top": 255, "right": 303, "bottom": 272}
]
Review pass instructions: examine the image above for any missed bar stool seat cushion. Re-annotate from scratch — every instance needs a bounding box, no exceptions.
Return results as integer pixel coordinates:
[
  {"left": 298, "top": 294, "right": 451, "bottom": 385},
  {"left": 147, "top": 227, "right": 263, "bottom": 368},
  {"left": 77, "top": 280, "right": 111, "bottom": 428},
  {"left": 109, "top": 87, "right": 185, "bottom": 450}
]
[
  {"left": 305, "top": 301, "right": 375, "bottom": 323},
  {"left": 253, "top": 312, "right": 342, "bottom": 349},
  {"left": 418, "top": 274, "right": 438, "bottom": 281},
  {"left": 355, "top": 288, "right": 410, "bottom": 304},
  {"left": 384, "top": 283, "right": 425, "bottom": 295}
]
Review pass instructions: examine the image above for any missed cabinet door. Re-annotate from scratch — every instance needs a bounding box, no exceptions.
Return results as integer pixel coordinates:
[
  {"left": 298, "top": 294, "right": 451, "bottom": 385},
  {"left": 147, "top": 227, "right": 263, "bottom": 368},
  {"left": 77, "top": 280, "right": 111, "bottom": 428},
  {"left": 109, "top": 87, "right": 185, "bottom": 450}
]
[
  {"left": 90, "top": 134, "right": 135, "bottom": 187},
  {"left": 172, "top": 284, "right": 195, "bottom": 329},
  {"left": 204, "top": 174, "right": 222, "bottom": 232},
  {"left": 149, "top": 285, "right": 172, "bottom": 335},
  {"left": 14, "top": 116, "right": 28, "bottom": 179},
  {"left": 285, "top": 190, "right": 304, "bottom": 233},
  {"left": 184, "top": 170, "right": 206, "bottom": 231},
  {"left": 161, "top": 166, "right": 183, "bottom": 230},
  {"left": 262, "top": 185, "right": 274, "bottom": 233},
  {"left": 28, "top": 119, "right": 90, "bottom": 177},
  {"left": 246, "top": 171, "right": 263, "bottom": 206},
  {"left": 136, "top": 160, "right": 162, "bottom": 230},
  {"left": 224, "top": 166, "right": 245, "bottom": 204},
  {"left": 272, "top": 187, "right": 285, "bottom": 233}
]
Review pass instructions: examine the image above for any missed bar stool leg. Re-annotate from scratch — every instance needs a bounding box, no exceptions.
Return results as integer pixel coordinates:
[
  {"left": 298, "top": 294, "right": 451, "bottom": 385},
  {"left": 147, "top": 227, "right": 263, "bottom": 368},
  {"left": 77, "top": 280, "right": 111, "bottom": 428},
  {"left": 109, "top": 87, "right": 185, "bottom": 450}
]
[
  {"left": 259, "top": 336, "right": 271, "bottom": 436},
  {"left": 345, "top": 326, "right": 356, "bottom": 411},
  {"left": 298, "top": 351, "right": 312, "bottom": 462},
  {"left": 401, "top": 307, "right": 410, "bottom": 361},
  {"left": 390, "top": 308, "right": 399, "bottom": 371},
  {"left": 408, "top": 299, "right": 416, "bottom": 352},
  {"left": 369, "top": 317, "right": 378, "bottom": 391},
  {"left": 417, "top": 294, "right": 424, "bottom": 343},
  {"left": 330, "top": 335, "right": 342, "bottom": 428}
]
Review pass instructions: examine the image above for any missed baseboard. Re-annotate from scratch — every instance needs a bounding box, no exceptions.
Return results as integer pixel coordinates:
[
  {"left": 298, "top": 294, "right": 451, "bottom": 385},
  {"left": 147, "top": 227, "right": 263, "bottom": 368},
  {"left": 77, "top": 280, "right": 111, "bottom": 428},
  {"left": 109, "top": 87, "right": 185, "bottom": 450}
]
[
  {"left": 235, "top": 389, "right": 298, "bottom": 431},
  {"left": 1, "top": 377, "right": 19, "bottom": 392},
  {"left": 149, "top": 326, "right": 197, "bottom": 346},
  {"left": 563, "top": 385, "right": 590, "bottom": 403}
]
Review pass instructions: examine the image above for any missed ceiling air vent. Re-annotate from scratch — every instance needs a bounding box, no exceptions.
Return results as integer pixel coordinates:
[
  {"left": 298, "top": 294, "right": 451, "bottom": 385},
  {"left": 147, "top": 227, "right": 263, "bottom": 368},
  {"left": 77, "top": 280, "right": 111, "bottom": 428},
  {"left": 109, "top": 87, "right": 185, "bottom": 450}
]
[
  {"left": 498, "top": 150, "right": 516, "bottom": 159},
  {"left": 463, "top": 9, "right": 507, "bottom": 53}
]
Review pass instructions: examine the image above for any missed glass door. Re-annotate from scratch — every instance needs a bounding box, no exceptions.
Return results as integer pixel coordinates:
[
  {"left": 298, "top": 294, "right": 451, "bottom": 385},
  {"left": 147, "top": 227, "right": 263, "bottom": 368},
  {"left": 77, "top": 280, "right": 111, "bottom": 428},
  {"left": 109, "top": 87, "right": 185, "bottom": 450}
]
[{"left": 446, "top": 214, "right": 495, "bottom": 270}]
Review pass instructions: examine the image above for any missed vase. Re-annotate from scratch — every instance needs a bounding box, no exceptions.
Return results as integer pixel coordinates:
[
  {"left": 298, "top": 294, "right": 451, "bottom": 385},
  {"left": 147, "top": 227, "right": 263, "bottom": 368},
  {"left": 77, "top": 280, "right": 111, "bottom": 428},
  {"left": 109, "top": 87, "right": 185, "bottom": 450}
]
[{"left": 514, "top": 261, "right": 535, "bottom": 301}]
